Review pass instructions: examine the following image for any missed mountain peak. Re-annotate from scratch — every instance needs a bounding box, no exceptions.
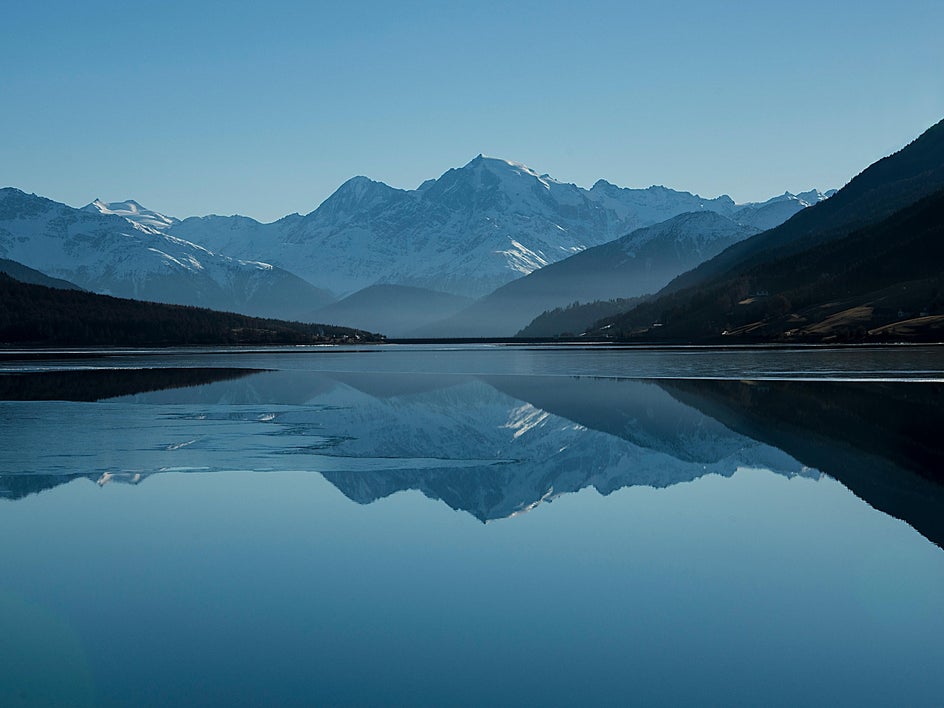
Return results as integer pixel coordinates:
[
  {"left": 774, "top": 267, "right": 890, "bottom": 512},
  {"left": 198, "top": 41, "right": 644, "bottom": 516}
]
[
  {"left": 452, "top": 155, "right": 566, "bottom": 196},
  {"left": 462, "top": 154, "right": 545, "bottom": 179},
  {"left": 311, "top": 175, "right": 403, "bottom": 219},
  {"left": 83, "top": 198, "right": 178, "bottom": 230},
  {"left": 332, "top": 175, "right": 399, "bottom": 196}
]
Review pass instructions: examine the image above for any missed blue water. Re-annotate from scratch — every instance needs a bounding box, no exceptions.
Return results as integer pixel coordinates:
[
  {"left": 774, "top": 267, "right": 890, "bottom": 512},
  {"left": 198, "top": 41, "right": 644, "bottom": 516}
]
[{"left": 1, "top": 346, "right": 943, "bottom": 706}]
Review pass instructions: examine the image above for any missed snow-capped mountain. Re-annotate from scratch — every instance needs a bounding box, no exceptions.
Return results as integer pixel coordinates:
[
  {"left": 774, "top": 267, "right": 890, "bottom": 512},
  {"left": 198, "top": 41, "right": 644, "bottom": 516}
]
[
  {"left": 733, "top": 189, "right": 837, "bottom": 231},
  {"left": 0, "top": 158, "right": 831, "bottom": 329},
  {"left": 84, "top": 198, "right": 179, "bottom": 231},
  {"left": 0, "top": 188, "right": 334, "bottom": 318},
  {"left": 167, "top": 156, "right": 829, "bottom": 298}
]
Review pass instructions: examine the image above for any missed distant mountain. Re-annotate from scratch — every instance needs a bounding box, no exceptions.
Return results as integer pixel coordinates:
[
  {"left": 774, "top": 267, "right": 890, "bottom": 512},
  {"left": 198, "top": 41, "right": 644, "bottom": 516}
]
[
  {"left": 420, "top": 212, "right": 759, "bottom": 337},
  {"left": 0, "top": 189, "right": 334, "bottom": 320},
  {"left": 167, "top": 156, "right": 820, "bottom": 298},
  {"left": 0, "top": 273, "right": 377, "bottom": 346},
  {"left": 0, "top": 257, "right": 82, "bottom": 290},
  {"left": 732, "top": 189, "right": 836, "bottom": 231},
  {"left": 84, "top": 198, "right": 179, "bottom": 231},
  {"left": 311, "top": 284, "right": 471, "bottom": 337},
  {"left": 590, "top": 118, "right": 944, "bottom": 343}
]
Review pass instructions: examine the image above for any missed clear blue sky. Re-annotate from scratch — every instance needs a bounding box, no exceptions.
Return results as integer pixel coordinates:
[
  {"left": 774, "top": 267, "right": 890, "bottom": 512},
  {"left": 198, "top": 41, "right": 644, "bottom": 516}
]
[{"left": 1, "top": 0, "right": 941, "bottom": 222}]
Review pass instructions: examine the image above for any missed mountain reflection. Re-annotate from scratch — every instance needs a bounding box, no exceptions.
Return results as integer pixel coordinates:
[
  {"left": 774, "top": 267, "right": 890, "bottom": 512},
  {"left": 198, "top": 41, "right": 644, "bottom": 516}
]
[{"left": 1, "top": 367, "right": 943, "bottom": 546}]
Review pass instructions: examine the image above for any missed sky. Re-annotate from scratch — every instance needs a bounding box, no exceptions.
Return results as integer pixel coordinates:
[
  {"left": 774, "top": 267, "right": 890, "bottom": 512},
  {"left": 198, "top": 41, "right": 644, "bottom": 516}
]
[{"left": 1, "top": 0, "right": 942, "bottom": 222}]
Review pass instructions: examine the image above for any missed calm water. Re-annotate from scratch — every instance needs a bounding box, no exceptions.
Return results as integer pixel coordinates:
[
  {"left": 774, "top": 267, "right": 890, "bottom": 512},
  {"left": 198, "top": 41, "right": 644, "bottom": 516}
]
[{"left": 1, "top": 345, "right": 943, "bottom": 706}]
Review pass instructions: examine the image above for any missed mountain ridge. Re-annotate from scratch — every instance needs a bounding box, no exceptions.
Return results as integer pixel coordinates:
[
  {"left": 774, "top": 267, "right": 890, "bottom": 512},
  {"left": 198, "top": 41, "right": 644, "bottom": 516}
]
[{"left": 161, "top": 156, "right": 828, "bottom": 299}]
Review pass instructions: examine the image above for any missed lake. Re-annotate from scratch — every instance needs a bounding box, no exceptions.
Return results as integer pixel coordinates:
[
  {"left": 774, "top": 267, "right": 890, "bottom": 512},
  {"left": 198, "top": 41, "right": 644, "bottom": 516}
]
[{"left": 2, "top": 344, "right": 943, "bottom": 706}]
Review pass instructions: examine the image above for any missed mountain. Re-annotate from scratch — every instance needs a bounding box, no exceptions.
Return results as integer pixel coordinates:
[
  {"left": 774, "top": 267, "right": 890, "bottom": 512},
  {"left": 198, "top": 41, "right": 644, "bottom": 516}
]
[
  {"left": 0, "top": 188, "right": 335, "bottom": 319},
  {"left": 731, "top": 189, "right": 836, "bottom": 230},
  {"left": 0, "top": 273, "right": 378, "bottom": 346},
  {"left": 310, "top": 284, "right": 471, "bottom": 337},
  {"left": 419, "top": 211, "right": 759, "bottom": 337},
  {"left": 0, "top": 257, "right": 82, "bottom": 290},
  {"left": 589, "top": 179, "right": 832, "bottom": 231},
  {"left": 592, "top": 118, "right": 944, "bottom": 342},
  {"left": 84, "top": 198, "right": 179, "bottom": 231},
  {"left": 666, "top": 119, "right": 944, "bottom": 295},
  {"left": 709, "top": 188, "right": 944, "bottom": 341},
  {"left": 167, "top": 156, "right": 818, "bottom": 299}
]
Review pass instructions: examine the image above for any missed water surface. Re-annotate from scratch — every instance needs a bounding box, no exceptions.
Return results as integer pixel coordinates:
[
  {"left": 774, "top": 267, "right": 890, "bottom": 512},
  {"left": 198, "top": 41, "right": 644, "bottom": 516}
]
[{"left": 1, "top": 345, "right": 943, "bottom": 706}]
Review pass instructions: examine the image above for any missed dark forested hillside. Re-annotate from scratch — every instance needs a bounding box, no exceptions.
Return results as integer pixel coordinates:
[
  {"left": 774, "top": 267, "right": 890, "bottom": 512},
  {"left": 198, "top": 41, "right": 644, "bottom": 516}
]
[
  {"left": 516, "top": 298, "right": 645, "bottom": 338},
  {"left": 664, "top": 118, "right": 944, "bottom": 296},
  {"left": 590, "top": 119, "right": 944, "bottom": 343},
  {"left": 0, "top": 274, "right": 382, "bottom": 346},
  {"left": 0, "top": 257, "right": 82, "bottom": 290},
  {"left": 592, "top": 188, "right": 944, "bottom": 342}
]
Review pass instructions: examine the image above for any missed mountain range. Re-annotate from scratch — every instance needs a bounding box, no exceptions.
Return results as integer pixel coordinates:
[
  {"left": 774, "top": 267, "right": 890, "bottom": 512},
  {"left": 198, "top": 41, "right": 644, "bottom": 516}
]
[
  {"left": 0, "top": 156, "right": 830, "bottom": 338},
  {"left": 0, "top": 189, "right": 334, "bottom": 320},
  {"left": 165, "top": 156, "right": 827, "bottom": 300}
]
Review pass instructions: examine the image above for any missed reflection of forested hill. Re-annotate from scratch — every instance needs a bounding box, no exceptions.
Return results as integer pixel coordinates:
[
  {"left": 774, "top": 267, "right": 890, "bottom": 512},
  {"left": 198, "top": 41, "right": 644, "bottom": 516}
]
[
  {"left": 660, "top": 379, "right": 944, "bottom": 547},
  {"left": 0, "top": 367, "right": 262, "bottom": 401},
  {"left": 0, "top": 474, "right": 97, "bottom": 501}
]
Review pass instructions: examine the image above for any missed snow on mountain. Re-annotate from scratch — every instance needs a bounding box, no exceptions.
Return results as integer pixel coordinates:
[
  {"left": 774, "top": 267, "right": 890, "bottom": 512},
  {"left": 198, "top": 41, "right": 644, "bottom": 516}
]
[
  {"left": 83, "top": 198, "right": 179, "bottom": 231},
  {"left": 0, "top": 188, "right": 333, "bottom": 319},
  {"left": 587, "top": 180, "right": 738, "bottom": 228},
  {"left": 0, "top": 159, "right": 832, "bottom": 328},
  {"left": 168, "top": 156, "right": 822, "bottom": 298},
  {"left": 732, "top": 189, "right": 835, "bottom": 231}
]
